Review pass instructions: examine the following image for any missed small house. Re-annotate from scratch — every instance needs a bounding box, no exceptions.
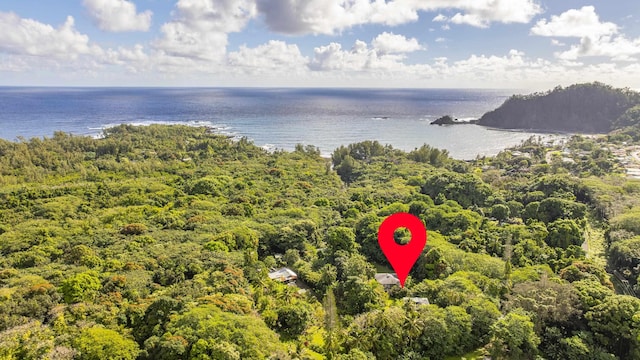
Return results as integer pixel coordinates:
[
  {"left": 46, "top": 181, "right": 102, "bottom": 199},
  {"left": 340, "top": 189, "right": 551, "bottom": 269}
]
[
  {"left": 405, "top": 297, "right": 430, "bottom": 305},
  {"left": 375, "top": 273, "right": 400, "bottom": 290},
  {"left": 268, "top": 267, "right": 298, "bottom": 284}
]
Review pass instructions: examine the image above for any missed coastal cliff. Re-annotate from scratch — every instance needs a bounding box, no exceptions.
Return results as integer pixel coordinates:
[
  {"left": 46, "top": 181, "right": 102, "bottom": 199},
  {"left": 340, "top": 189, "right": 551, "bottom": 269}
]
[{"left": 477, "top": 83, "right": 640, "bottom": 133}]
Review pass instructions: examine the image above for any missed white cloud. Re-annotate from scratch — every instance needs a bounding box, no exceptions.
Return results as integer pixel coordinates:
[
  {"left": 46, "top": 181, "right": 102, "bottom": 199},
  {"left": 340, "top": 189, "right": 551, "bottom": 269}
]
[
  {"left": 227, "top": 40, "right": 308, "bottom": 74},
  {"left": 432, "top": 0, "right": 543, "bottom": 28},
  {"left": 290, "top": 47, "right": 640, "bottom": 89},
  {"left": 433, "top": 14, "right": 448, "bottom": 22},
  {"left": 83, "top": 0, "right": 152, "bottom": 32},
  {"left": 452, "top": 50, "right": 528, "bottom": 73},
  {"left": 3, "top": 2, "right": 640, "bottom": 89},
  {"left": 532, "top": 6, "right": 640, "bottom": 62},
  {"left": 309, "top": 39, "right": 418, "bottom": 73},
  {"left": 256, "top": 0, "right": 420, "bottom": 35},
  {"left": 450, "top": 13, "right": 487, "bottom": 28},
  {"left": 531, "top": 6, "right": 617, "bottom": 38},
  {"left": 220, "top": 38, "right": 606, "bottom": 88},
  {"left": 429, "top": 50, "right": 571, "bottom": 88},
  {"left": 0, "top": 12, "right": 101, "bottom": 59},
  {"left": 256, "top": 0, "right": 543, "bottom": 35},
  {"left": 310, "top": 41, "right": 371, "bottom": 71},
  {"left": 457, "top": 0, "right": 542, "bottom": 25},
  {"left": 0, "top": 12, "right": 158, "bottom": 76},
  {"left": 153, "top": 0, "right": 256, "bottom": 62},
  {"left": 371, "top": 32, "right": 423, "bottom": 54},
  {"left": 0, "top": 54, "right": 29, "bottom": 72},
  {"left": 557, "top": 36, "right": 640, "bottom": 62},
  {"left": 172, "top": 0, "right": 256, "bottom": 33},
  {"left": 154, "top": 21, "right": 229, "bottom": 62},
  {"left": 102, "top": 44, "right": 151, "bottom": 73},
  {"left": 421, "top": 50, "right": 640, "bottom": 89}
]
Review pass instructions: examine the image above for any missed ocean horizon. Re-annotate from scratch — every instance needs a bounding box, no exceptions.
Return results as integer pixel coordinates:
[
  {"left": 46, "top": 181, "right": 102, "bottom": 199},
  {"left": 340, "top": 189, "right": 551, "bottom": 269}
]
[{"left": 0, "top": 87, "right": 562, "bottom": 160}]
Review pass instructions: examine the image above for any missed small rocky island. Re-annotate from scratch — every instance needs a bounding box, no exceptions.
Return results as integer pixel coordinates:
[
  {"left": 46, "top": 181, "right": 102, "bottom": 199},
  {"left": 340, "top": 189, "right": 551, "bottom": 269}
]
[{"left": 430, "top": 115, "right": 477, "bottom": 125}]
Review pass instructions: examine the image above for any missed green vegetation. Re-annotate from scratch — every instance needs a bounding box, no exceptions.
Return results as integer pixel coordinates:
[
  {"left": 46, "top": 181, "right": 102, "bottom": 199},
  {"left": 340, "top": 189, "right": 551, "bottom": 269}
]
[
  {"left": 478, "top": 82, "right": 640, "bottom": 132},
  {"left": 431, "top": 115, "right": 457, "bottom": 125},
  {"left": 430, "top": 115, "right": 477, "bottom": 125},
  {"left": 0, "top": 123, "right": 639, "bottom": 359}
]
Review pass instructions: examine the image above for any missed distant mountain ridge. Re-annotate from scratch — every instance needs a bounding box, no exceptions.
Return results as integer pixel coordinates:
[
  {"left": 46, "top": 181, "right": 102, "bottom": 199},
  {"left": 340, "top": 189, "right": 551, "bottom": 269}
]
[{"left": 477, "top": 83, "right": 640, "bottom": 133}]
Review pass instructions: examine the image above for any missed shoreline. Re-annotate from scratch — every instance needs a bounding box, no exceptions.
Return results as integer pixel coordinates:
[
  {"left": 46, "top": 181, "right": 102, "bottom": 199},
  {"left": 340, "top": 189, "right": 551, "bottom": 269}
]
[{"left": 1, "top": 122, "right": 572, "bottom": 161}]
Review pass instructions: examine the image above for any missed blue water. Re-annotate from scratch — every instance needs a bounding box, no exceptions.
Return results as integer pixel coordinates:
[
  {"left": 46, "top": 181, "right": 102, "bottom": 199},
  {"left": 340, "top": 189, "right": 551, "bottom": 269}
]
[{"left": 0, "top": 87, "right": 557, "bottom": 159}]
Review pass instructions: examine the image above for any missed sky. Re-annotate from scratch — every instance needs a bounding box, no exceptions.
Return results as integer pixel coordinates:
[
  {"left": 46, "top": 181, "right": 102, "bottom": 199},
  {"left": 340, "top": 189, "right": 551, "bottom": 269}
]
[{"left": 0, "top": 0, "right": 639, "bottom": 89}]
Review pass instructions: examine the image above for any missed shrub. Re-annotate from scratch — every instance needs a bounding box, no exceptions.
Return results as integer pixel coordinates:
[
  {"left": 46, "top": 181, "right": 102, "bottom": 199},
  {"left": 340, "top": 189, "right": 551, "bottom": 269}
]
[{"left": 120, "top": 223, "right": 148, "bottom": 235}]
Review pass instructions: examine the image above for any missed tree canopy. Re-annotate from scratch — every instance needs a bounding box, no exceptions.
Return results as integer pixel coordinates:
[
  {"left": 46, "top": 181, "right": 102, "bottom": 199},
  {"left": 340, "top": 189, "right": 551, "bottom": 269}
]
[{"left": 478, "top": 83, "right": 640, "bottom": 133}]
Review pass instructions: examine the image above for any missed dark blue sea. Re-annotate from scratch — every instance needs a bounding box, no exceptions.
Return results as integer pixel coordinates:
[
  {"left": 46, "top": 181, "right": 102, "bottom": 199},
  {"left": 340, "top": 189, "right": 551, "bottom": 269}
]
[{"left": 0, "top": 87, "right": 558, "bottom": 159}]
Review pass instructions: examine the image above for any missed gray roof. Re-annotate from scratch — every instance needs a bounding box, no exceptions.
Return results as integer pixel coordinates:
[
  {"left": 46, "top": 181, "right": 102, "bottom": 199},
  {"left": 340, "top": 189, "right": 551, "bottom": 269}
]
[
  {"left": 268, "top": 267, "right": 297, "bottom": 282},
  {"left": 406, "top": 297, "right": 430, "bottom": 305},
  {"left": 375, "top": 273, "right": 400, "bottom": 286}
]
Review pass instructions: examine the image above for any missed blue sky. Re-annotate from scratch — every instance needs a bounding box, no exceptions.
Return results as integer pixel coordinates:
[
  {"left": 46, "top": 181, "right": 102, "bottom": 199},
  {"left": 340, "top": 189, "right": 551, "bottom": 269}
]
[{"left": 0, "top": 0, "right": 639, "bottom": 88}]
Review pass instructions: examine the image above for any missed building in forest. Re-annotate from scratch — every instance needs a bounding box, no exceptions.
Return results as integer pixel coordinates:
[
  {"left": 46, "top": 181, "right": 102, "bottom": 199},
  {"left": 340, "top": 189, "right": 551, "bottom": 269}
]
[
  {"left": 375, "top": 273, "right": 400, "bottom": 290},
  {"left": 268, "top": 267, "right": 298, "bottom": 284}
]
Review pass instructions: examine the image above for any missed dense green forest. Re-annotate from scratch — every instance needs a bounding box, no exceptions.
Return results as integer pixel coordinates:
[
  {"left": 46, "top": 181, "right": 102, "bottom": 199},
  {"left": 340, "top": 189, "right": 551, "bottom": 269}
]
[
  {"left": 2, "top": 124, "right": 640, "bottom": 359},
  {"left": 478, "top": 83, "right": 640, "bottom": 133}
]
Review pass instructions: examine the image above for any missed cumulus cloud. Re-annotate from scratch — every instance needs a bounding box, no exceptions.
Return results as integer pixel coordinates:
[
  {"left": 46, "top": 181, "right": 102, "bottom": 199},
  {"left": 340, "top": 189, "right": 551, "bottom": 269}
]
[
  {"left": 153, "top": 0, "right": 256, "bottom": 62},
  {"left": 450, "top": 0, "right": 542, "bottom": 27},
  {"left": 429, "top": 50, "right": 575, "bottom": 87},
  {"left": 256, "top": 0, "right": 542, "bottom": 35},
  {"left": 0, "top": 12, "right": 100, "bottom": 58},
  {"left": 102, "top": 44, "right": 152, "bottom": 73},
  {"left": 371, "top": 32, "right": 423, "bottom": 54},
  {"left": 531, "top": 6, "right": 640, "bottom": 62},
  {"left": 310, "top": 41, "right": 370, "bottom": 71},
  {"left": 227, "top": 40, "right": 308, "bottom": 74},
  {"left": 310, "top": 40, "right": 398, "bottom": 72},
  {"left": 154, "top": 22, "right": 229, "bottom": 62},
  {"left": 531, "top": 6, "right": 617, "bottom": 38},
  {"left": 83, "top": 0, "right": 152, "bottom": 32},
  {"left": 4, "top": 1, "right": 640, "bottom": 88},
  {"left": 307, "top": 38, "right": 435, "bottom": 81},
  {"left": 256, "top": 0, "right": 418, "bottom": 35},
  {"left": 304, "top": 47, "right": 603, "bottom": 88},
  {"left": 557, "top": 36, "right": 640, "bottom": 62},
  {"left": 426, "top": 0, "right": 542, "bottom": 29},
  {"left": 450, "top": 13, "right": 487, "bottom": 28},
  {"left": 433, "top": 14, "right": 448, "bottom": 22},
  {"left": 451, "top": 50, "right": 529, "bottom": 74},
  {"left": 0, "top": 11, "right": 160, "bottom": 76}
]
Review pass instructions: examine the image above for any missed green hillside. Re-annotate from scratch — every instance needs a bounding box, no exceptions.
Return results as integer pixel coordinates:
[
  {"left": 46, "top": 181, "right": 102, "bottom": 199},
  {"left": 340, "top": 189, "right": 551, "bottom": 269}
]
[
  {"left": 0, "top": 125, "right": 638, "bottom": 359},
  {"left": 478, "top": 83, "right": 640, "bottom": 133}
]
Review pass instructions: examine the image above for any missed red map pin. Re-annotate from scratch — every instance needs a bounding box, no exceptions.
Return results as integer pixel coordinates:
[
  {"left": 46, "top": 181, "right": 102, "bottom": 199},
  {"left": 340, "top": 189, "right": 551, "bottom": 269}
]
[{"left": 378, "top": 213, "right": 427, "bottom": 288}]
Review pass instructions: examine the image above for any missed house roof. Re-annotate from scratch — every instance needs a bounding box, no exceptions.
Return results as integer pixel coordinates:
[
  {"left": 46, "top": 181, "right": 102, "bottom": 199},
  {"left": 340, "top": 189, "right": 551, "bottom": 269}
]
[
  {"left": 405, "top": 297, "right": 430, "bottom": 305},
  {"left": 375, "top": 273, "right": 400, "bottom": 286},
  {"left": 268, "top": 267, "right": 297, "bottom": 281}
]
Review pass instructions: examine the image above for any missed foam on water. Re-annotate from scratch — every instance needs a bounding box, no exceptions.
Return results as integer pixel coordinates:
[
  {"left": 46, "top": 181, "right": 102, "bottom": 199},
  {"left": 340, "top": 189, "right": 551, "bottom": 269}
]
[{"left": 0, "top": 87, "right": 565, "bottom": 160}]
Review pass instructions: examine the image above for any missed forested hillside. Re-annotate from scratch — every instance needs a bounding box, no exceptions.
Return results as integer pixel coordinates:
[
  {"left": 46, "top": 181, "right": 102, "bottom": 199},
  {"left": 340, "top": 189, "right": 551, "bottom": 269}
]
[
  {"left": 0, "top": 125, "right": 639, "bottom": 359},
  {"left": 478, "top": 83, "right": 640, "bottom": 133}
]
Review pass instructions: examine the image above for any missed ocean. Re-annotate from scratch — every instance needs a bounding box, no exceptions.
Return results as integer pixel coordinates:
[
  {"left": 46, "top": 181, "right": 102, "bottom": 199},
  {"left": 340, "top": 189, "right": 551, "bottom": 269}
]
[{"left": 0, "top": 87, "right": 559, "bottom": 160}]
